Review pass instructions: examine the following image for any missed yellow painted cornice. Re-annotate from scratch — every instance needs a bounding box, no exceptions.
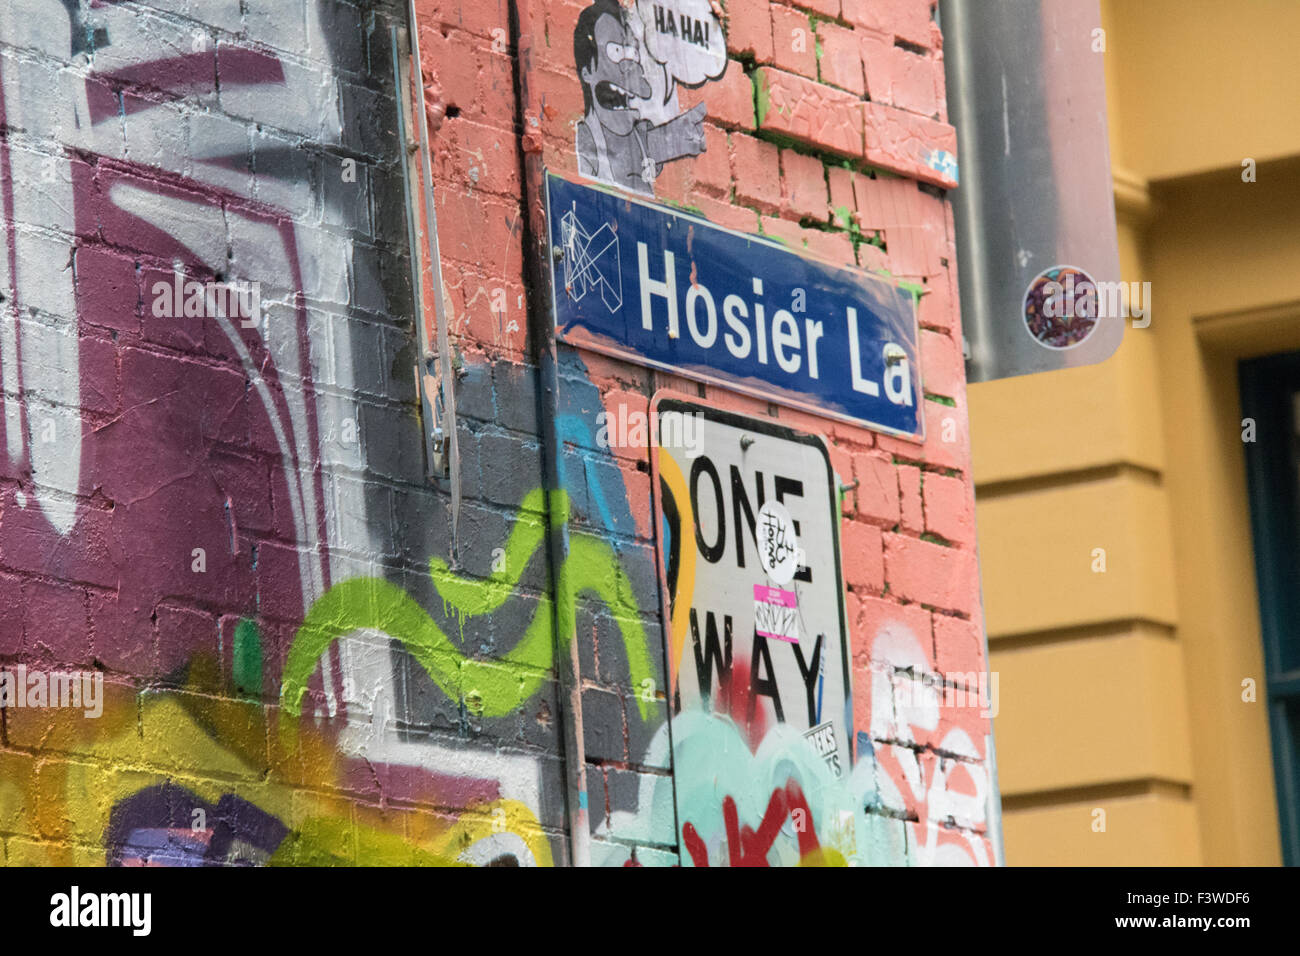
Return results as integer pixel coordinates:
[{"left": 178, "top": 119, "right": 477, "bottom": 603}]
[{"left": 1112, "top": 166, "right": 1153, "bottom": 225}]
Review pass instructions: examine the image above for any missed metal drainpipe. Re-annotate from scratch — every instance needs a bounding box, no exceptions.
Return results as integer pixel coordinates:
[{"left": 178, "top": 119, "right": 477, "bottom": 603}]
[{"left": 507, "top": 0, "right": 591, "bottom": 867}]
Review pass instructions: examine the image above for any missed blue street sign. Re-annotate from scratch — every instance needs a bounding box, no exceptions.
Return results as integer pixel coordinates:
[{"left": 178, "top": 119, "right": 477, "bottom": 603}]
[{"left": 546, "top": 172, "right": 923, "bottom": 439}]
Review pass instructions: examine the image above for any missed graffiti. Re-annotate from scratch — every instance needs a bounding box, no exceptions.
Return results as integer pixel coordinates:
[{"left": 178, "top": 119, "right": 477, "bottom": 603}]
[
  {"left": 0, "top": 0, "right": 350, "bottom": 704},
  {"left": 0, "top": 0, "right": 571, "bottom": 867},
  {"left": 866, "top": 621, "right": 994, "bottom": 866},
  {"left": 0, "top": 0, "right": 686, "bottom": 868},
  {"left": 0, "top": 660, "right": 554, "bottom": 866},
  {"left": 0, "top": 0, "right": 989, "bottom": 869},
  {"left": 633, "top": 694, "right": 989, "bottom": 867},
  {"left": 281, "top": 487, "right": 657, "bottom": 722},
  {"left": 653, "top": 713, "right": 903, "bottom": 866},
  {"left": 682, "top": 781, "right": 824, "bottom": 867},
  {"left": 108, "top": 784, "right": 289, "bottom": 867},
  {"left": 649, "top": 401, "right": 869, "bottom": 862},
  {"left": 641, "top": 402, "right": 992, "bottom": 866},
  {"left": 572, "top": 0, "right": 718, "bottom": 194},
  {"left": 274, "top": 800, "right": 553, "bottom": 867}
]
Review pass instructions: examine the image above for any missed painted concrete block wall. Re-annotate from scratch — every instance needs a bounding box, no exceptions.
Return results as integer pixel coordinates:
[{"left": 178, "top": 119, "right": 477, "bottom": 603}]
[{"left": 0, "top": 0, "right": 993, "bottom": 866}]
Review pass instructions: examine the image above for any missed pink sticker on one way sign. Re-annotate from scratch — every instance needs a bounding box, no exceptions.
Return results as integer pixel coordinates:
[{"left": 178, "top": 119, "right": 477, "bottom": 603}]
[{"left": 753, "top": 584, "right": 799, "bottom": 644}]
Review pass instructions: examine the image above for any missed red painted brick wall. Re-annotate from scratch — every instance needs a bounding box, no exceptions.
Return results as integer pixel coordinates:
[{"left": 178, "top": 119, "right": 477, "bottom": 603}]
[
  {"left": 501, "top": 0, "right": 995, "bottom": 864},
  {"left": 0, "top": 0, "right": 991, "bottom": 868}
]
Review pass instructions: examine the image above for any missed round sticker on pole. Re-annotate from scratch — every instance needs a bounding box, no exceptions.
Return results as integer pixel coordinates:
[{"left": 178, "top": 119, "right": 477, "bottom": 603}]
[{"left": 755, "top": 501, "right": 800, "bottom": 586}]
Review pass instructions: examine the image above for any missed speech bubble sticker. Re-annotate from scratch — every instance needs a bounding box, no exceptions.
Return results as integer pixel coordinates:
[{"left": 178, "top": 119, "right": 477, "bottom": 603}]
[
  {"left": 623, "top": 5, "right": 679, "bottom": 124},
  {"left": 635, "top": 0, "right": 727, "bottom": 91}
]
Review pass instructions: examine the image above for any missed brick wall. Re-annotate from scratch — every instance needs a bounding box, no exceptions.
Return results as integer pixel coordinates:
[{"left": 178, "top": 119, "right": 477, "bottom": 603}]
[
  {"left": 0, "top": 0, "right": 993, "bottom": 866},
  {"left": 512, "top": 0, "right": 991, "bottom": 865}
]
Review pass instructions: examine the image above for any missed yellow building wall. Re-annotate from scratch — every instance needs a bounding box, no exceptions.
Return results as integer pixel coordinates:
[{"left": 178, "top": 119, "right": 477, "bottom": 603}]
[
  {"left": 1103, "top": 0, "right": 1300, "bottom": 181},
  {"left": 970, "top": 0, "right": 1296, "bottom": 865}
]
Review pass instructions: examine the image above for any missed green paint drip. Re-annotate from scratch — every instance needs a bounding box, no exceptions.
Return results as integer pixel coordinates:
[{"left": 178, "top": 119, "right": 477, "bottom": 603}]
[
  {"left": 232, "top": 618, "right": 262, "bottom": 698},
  {"left": 280, "top": 488, "right": 656, "bottom": 723},
  {"left": 752, "top": 70, "right": 768, "bottom": 127},
  {"left": 897, "top": 279, "right": 925, "bottom": 307}
]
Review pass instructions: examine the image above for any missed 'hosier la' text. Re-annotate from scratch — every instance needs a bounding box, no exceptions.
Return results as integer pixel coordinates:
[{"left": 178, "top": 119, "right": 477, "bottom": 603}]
[{"left": 636, "top": 243, "right": 914, "bottom": 405}]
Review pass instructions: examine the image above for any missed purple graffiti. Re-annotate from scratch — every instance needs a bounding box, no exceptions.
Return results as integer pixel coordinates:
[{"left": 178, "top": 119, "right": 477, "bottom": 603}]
[
  {"left": 106, "top": 782, "right": 289, "bottom": 866},
  {"left": 0, "top": 3, "right": 342, "bottom": 705}
]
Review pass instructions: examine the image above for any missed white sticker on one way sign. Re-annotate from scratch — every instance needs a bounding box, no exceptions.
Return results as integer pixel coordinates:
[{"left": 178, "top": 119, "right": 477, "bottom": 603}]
[{"left": 755, "top": 500, "right": 800, "bottom": 585}]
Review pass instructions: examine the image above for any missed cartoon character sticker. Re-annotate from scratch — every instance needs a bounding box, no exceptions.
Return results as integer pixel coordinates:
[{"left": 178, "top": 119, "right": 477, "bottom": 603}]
[{"left": 573, "top": 0, "right": 727, "bottom": 195}]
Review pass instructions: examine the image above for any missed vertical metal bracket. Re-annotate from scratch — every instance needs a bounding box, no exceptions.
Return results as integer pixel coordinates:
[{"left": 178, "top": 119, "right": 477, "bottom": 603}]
[
  {"left": 392, "top": 25, "right": 447, "bottom": 479},
  {"left": 391, "top": 14, "right": 461, "bottom": 556}
]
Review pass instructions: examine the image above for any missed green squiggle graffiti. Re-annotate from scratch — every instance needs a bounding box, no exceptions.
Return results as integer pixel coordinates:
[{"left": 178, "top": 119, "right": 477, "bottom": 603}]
[
  {"left": 280, "top": 489, "right": 656, "bottom": 721},
  {"left": 429, "top": 488, "right": 549, "bottom": 620}
]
